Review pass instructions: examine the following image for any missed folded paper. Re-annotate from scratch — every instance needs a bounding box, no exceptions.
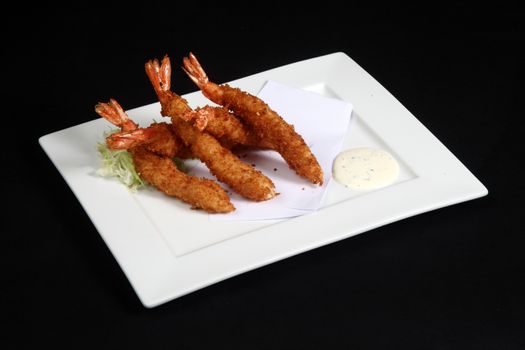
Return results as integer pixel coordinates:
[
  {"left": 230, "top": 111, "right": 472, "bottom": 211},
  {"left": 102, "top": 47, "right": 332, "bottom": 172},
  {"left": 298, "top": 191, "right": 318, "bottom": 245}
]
[{"left": 203, "top": 80, "right": 353, "bottom": 221}]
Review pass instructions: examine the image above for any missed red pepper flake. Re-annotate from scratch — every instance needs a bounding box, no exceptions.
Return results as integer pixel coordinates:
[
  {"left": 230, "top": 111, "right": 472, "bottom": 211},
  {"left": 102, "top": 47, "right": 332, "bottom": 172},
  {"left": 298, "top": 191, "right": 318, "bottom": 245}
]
[{"left": 273, "top": 168, "right": 277, "bottom": 171}]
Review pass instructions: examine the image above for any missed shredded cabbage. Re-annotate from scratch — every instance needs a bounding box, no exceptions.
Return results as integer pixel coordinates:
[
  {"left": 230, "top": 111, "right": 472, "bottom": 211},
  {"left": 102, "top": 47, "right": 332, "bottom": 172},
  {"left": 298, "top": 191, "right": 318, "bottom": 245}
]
[{"left": 96, "top": 129, "right": 146, "bottom": 191}]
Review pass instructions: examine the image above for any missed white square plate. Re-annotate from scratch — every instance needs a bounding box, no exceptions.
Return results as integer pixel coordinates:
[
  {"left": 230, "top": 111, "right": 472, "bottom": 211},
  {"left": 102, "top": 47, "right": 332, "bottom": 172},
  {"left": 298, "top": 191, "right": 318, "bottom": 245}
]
[{"left": 39, "top": 52, "right": 487, "bottom": 307}]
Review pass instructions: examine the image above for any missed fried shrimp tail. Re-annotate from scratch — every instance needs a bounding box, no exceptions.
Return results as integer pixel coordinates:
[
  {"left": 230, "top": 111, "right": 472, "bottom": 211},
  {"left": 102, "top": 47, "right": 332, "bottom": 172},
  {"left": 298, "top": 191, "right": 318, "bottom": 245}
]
[
  {"left": 95, "top": 99, "right": 186, "bottom": 157},
  {"left": 183, "top": 52, "right": 324, "bottom": 185},
  {"left": 146, "top": 56, "right": 193, "bottom": 118},
  {"left": 95, "top": 99, "right": 234, "bottom": 213},
  {"left": 107, "top": 122, "right": 187, "bottom": 158},
  {"left": 146, "top": 56, "right": 269, "bottom": 149},
  {"left": 95, "top": 99, "right": 138, "bottom": 132}
]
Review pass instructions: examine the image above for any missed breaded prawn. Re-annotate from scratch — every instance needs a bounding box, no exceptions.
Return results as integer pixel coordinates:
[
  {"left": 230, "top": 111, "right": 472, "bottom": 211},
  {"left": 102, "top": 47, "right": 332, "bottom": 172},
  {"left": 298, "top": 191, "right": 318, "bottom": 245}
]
[
  {"left": 171, "top": 117, "right": 275, "bottom": 201},
  {"left": 183, "top": 52, "right": 324, "bottom": 185},
  {"left": 145, "top": 55, "right": 271, "bottom": 150},
  {"left": 194, "top": 106, "right": 272, "bottom": 149},
  {"left": 106, "top": 122, "right": 182, "bottom": 157},
  {"left": 95, "top": 99, "right": 234, "bottom": 213},
  {"left": 145, "top": 56, "right": 276, "bottom": 201},
  {"left": 130, "top": 147, "right": 233, "bottom": 212},
  {"left": 95, "top": 98, "right": 186, "bottom": 157}
]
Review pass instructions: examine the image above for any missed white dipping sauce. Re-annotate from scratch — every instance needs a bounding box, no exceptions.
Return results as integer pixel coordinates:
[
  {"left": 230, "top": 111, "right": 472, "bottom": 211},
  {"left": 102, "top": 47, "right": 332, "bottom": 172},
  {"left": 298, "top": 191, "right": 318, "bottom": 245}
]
[{"left": 332, "top": 148, "right": 399, "bottom": 190}]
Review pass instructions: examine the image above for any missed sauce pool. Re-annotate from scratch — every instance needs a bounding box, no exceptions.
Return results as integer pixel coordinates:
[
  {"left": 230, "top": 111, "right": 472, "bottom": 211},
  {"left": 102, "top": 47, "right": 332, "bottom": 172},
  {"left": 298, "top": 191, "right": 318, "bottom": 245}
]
[{"left": 332, "top": 148, "right": 399, "bottom": 190}]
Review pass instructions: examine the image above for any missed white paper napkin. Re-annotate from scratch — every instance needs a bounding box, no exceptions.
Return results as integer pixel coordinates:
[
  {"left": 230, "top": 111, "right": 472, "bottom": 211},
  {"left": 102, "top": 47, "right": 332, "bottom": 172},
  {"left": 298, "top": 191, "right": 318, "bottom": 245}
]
[{"left": 200, "top": 80, "right": 353, "bottom": 221}]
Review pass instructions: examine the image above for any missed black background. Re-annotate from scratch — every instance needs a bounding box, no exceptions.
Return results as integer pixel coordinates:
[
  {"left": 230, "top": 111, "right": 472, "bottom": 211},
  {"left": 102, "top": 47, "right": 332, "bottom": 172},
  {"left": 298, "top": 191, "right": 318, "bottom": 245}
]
[{"left": 2, "top": 7, "right": 524, "bottom": 349}]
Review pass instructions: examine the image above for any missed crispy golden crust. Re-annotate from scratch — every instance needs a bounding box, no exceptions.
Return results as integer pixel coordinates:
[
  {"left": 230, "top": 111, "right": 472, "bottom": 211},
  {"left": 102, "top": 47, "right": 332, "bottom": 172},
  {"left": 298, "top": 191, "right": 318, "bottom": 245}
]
[
  {"left": 171, "top": 118, "right": 276, "bottom": 201},
  {"left": 213, "top": 84, "right": 324, "bottom": 185},
  {"left": 159, "top": 91, "right": 271, "bottom": 150},
  {"left": 130, "top": 146, "right": 234, "bottom": 213},
  {"left": 160, "top": 91, "right": 193, "bottom": 118},
  {"left": 195, "top": 106, "right": 273, "bottom": 149},
  {"left": 146, "top": 54, "right": 275, "bottom": 202},
  {"left": 182, "top": 53, "right": 322, "bottom": 184},
  {"left": 142, "top": 122, "right": 180, "bottom": 157},
  {"left": 144, "top": 122, "right": 194, "bottom": 159}
]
